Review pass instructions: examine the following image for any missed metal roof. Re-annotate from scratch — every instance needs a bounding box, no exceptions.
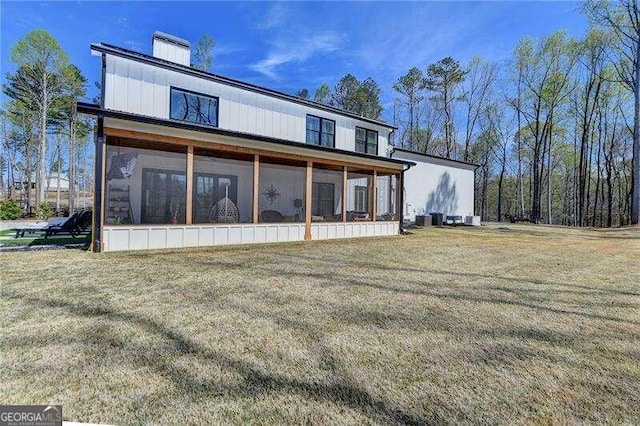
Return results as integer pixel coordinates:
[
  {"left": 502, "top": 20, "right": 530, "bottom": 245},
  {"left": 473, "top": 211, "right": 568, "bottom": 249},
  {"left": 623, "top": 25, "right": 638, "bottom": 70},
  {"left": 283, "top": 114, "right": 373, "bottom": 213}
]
[{"left": 390, "top": 147, "right": 479, "bottom": 169}]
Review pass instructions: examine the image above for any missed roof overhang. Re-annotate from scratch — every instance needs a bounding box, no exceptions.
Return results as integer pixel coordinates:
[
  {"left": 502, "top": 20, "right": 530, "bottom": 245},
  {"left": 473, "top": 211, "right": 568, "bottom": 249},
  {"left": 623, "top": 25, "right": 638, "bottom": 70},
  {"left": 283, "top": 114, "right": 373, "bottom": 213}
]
[
  {"left": 90, "top": 43, "right": 397, "bottom": 131},
  {"left": 77, "top": 103, "right": 413, "bottom": 172},
  {"left": 390, "top": 147, "right": 478, "bottom": 171}
]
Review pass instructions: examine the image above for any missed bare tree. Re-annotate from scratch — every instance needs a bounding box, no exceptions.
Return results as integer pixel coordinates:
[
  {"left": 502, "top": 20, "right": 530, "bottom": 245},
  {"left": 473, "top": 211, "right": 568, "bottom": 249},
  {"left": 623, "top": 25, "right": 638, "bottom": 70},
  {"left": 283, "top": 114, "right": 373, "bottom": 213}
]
[
  {"left": 425, "top": 57, "right": 467, "bottom": 159},
  {"left": 461, "top": 56, "right": 498, "bottom": 163},
  {"left": 585, "top": 0, "right": 640, "bottom": 224}
]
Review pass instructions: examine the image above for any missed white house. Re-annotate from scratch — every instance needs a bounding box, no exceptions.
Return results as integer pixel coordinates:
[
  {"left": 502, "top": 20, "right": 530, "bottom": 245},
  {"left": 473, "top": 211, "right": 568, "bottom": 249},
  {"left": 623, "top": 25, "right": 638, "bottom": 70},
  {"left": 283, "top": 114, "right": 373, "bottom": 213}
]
[
  {"left": 78, "top": 32, "right": 476, "bottom": 252},
  {"left": 390, "top": 148, "right": 477, "bottom": 222}
]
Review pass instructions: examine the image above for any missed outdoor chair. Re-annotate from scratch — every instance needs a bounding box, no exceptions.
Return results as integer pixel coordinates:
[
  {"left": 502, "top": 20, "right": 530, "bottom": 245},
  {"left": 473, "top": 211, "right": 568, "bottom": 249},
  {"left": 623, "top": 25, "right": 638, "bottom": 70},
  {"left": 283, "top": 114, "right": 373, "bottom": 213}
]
[
  {"left": 14, "top": 214, "right": 77, "bottom": 238},
  {"left": 45, "top": 210, "right": 92, "bottom": 238}
]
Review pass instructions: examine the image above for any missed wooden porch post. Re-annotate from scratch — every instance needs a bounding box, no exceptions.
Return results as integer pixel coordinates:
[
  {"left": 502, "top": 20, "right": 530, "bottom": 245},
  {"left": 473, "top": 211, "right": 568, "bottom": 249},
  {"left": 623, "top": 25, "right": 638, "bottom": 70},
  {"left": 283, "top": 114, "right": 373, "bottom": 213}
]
[
  {"left": 372, "top": 170, "right": 377, "bottom": 222},
  {"left": 185, "top": 146, "right": 194, "bottom": 225},
  {"left": 342, "top": 166, "right": 348, "bottom": 222},
  {"left": 305, "top": 161, "right": 313, "bottom": 240},
  {"left": 398, "top": 171, "right": 404, "bottom": 234},
  {"left": 253, "top": 154, "right": 260, "bottom": 223},
  {"left": 91, "top": 115, "right": 105, "bottom": 252}
]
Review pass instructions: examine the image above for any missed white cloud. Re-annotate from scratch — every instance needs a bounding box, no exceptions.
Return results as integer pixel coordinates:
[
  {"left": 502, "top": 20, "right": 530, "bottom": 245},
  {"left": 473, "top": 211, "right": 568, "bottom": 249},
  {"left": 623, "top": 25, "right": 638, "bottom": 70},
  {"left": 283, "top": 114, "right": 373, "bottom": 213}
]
[
  {"left": 123, "top": 40, "right": 143, "bottom": 52},
  {"left": 256, "top": 3, "right": 287, "bottom": 30},
  {"left": 251, "top": 32, "right": 343, "bottom": 81}
]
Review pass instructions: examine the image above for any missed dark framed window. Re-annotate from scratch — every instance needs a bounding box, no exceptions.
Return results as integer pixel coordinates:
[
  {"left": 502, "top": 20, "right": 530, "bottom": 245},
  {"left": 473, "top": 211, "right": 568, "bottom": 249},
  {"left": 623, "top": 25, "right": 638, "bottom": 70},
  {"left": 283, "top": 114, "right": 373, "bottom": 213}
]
[
  {"left": 312, "top": 182, "right": 335, "bottom": 217},
  {"left": 354, "top": 186, "right": 368, "bottom": 213},
  {"left": 306, "top": 115, "right": 335, "bottom": 148},
  {"left": 170, "top": 87, "right": 218, "bottom": 127},
  {"left": 355, "top": 127, "right": 378, "bottom": 155}
]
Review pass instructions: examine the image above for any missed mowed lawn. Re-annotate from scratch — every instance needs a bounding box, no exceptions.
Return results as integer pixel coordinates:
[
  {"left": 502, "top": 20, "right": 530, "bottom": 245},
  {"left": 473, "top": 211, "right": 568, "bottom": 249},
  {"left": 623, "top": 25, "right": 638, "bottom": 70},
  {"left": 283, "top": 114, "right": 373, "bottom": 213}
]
[{"left": 1, "top": 225, "right": 639, "bottom": 424}]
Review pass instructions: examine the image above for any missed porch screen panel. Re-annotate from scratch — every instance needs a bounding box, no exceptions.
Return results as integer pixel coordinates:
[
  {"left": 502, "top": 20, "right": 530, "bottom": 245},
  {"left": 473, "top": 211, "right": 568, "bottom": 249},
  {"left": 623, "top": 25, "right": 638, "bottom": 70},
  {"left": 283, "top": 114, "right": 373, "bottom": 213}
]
[
  {"left": 312, "top": 166, "right": 343, "bottom": 222},
  {"left": 104, "top": 143, "right": 187, "bottom": 225},
  {"left": 258, "top": 160, "right": 306, "bottom": 223},
  {"left": 376, "top": 174, "right": 398, "bottom": 221},
  {"left": 346, "top": 171, "right": 373, "bottom": 221},
  {"left": 193, "top": 153, "right": 254, "bottom": 224}
]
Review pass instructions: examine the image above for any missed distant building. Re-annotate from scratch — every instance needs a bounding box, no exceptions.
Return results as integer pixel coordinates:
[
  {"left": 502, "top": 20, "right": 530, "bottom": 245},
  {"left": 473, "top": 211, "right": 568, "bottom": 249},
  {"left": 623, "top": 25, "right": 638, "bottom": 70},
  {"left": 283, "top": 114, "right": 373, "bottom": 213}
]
[{"left": 13, "top": 175, "right": 74, "bottom": 192}]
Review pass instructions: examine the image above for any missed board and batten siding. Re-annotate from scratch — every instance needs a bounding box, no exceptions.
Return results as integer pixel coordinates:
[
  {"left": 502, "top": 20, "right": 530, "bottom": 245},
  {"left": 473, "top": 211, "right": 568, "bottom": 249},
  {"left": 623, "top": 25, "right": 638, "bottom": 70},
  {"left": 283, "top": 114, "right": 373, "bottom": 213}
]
[
  {"left": 103, "top": 55, "right": 391, "bottom": 156},
  {"left": 102, "top": 221, "right": 399, "bottom": 252}
]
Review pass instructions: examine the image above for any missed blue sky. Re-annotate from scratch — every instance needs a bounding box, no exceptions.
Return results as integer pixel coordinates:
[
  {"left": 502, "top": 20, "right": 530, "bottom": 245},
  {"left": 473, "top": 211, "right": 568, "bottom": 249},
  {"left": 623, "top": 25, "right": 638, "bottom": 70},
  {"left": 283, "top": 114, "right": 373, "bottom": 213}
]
[{"left": 1, "top": 1, "right": 588, "bottom": 122}]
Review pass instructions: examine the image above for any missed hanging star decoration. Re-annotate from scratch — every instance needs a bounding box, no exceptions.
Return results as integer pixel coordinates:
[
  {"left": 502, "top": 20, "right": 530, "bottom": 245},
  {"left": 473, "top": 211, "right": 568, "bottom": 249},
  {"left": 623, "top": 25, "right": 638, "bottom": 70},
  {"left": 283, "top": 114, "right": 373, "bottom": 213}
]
[{"left": 263, "top": 184, "right": 280, "bottom": 204}]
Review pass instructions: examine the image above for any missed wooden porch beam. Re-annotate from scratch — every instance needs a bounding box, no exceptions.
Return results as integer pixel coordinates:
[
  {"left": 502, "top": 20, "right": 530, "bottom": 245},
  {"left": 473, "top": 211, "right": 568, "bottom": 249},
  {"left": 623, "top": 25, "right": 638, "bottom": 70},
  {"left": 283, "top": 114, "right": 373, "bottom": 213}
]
[
  {"left": 253, "top": 154, "right": 260, "bottom": 223},
  {"left": 185, "top": 146, "right": 194, "bottom": 225},
  {"left": 103, "top": 127, "right": 403, "bottom": 175},
  {"left": 305, "top": 161, "right": 313, "bottom": 240}
]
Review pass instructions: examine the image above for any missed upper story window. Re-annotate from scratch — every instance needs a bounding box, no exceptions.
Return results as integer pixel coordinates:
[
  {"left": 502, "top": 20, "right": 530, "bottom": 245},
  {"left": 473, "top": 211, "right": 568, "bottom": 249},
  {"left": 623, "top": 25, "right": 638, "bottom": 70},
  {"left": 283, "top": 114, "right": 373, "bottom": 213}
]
[
  {"left": 355, "top": 127, "right": 378, "bottom": 155},
  {"left": 170, "top": 87, "right": 218, "bottom": 127},
  {"left": 306, "top": 115, "right": 335, "bottom": 148}
]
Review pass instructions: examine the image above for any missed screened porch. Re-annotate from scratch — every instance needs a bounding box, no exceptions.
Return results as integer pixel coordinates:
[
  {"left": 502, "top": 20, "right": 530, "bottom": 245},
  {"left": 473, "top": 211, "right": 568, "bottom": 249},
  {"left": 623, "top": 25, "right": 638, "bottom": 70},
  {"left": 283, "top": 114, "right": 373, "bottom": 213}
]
[{"left": 103, "top": 136, "right": 401, "bottom": 232}]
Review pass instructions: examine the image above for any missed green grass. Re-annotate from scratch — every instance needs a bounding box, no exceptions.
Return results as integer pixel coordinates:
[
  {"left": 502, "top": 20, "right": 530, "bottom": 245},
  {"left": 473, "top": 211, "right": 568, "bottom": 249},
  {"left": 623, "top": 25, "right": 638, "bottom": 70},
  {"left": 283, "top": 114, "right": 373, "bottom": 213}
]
[
  {"left": 1, "top": 224, "right": 639, "bottom": 424},
  {"left": 0, "top": 228, "right": 90, "bottom": 247}
]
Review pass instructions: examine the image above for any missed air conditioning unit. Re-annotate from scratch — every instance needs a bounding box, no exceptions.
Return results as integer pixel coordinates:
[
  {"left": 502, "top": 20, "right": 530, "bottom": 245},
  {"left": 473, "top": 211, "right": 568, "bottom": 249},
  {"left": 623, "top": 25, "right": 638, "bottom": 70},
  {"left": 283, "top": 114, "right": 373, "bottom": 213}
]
[{"left": 465, "top": 215, "right": 481, "bottom": 226}]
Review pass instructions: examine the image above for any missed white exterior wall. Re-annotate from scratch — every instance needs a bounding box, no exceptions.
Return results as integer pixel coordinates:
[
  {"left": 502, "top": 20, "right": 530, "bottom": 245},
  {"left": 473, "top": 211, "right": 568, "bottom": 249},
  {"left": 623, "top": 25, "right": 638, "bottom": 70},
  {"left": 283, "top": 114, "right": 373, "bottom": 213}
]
[
  {"left": 103, "top": 55, "right": 391, "bottom": 156},
  {"left": 393, "top": 152, "right": 475, "bottom": 221},
  {"left": 103, "top": 221, "right": 399, "bottom": 252}
]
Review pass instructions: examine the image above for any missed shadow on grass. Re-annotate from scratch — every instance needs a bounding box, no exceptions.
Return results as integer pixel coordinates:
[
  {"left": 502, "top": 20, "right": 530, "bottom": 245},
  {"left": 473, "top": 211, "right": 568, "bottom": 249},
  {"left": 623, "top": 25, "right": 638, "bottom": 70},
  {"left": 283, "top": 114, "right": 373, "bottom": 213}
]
[
  {"left": 180, "top": 252, "right": 640, "bottom": 325},
  {"left": 0, "top": 233, "right": 90, "bottom": 249},
  {"left": 289, "top": 253, "right": 640, "bottom": 298},
  {"left": 316, "top": 272, "right": 640, "bottom": 327},
  {"left": 196, "top": 254, "right": 640, "bottom": 325},
  {"left": 3, "top": 290, "right": 437, "bottom": 425},
  {"left": 191, "top": 256, "right": 640, "bottom": 328}
]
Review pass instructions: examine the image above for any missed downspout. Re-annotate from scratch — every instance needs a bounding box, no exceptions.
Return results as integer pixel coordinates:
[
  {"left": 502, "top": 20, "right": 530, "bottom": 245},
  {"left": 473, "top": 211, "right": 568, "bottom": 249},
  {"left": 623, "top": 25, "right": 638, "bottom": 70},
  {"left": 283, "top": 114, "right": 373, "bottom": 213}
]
[{"left": 473, "top": 163, "right": 481, "bottom": 218}]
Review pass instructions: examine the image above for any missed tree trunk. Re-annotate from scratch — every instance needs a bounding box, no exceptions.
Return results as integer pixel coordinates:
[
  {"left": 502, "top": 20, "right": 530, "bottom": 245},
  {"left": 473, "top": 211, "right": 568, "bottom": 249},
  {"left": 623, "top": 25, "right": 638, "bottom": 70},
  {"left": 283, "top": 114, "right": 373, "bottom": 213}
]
[
  {"left": 632, "top": 37, "right": 640, "bottom": 224},
  {"left": 481, "top": 166, "right": 489, "bottom": 221},
  {"left": 69, "top": 122, "right": 75, "bottom": 214},
  {"left": 573, "top": 96, "right": 579, "bottom": 227},
  {"left": 586, "top": 126, "right": 595, "bottom": 226},
  {"left": 55, "top": 134, "right": 62, "bottom": 213},
  {"left": 26, "top": 139, "right": 33, "bottom": 214},
  {"left": 547, "top": 112, "right": 553, "bottom": 225},
  {"left": 497, "top": 150, "right": 506, "bottom": 222},
  {"left": 38, "top": 80, "right": 48, "bottom": 205},
  {"left": 517, "top": 74, "right": 525, "bottom": 217},
  {"left": 605, "top": 125, "right": 615, "bottom": 227},
  {"left": 593, "top": 112, "right": 603, "bottom": 226},
  {"left": 444, "top": 88, "right": 452, "bottom": 158}
]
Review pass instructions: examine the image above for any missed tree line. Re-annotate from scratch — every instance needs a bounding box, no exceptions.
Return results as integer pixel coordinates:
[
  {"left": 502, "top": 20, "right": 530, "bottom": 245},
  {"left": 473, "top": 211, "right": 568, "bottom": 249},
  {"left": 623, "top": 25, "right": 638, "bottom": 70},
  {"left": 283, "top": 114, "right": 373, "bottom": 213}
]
[
  {"left": 0, "top": 32, "right": 216, "bottom": 217},
  {"left": 298, "top": 0, "right": 639, "bottom": 227},
  {"left": 1, "top": 29, "right": 91, "bottom": 216},
  {"left": 2, "top": 1, "right": 638, "bottom": 227}
]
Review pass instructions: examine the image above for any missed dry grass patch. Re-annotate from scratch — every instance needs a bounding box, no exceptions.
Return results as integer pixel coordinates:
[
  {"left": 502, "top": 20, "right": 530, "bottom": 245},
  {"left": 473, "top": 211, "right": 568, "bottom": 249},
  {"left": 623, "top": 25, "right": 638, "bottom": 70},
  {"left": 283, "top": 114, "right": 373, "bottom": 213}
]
[{"left": 1, "top": 224, "right": 639, "bottom": 424}]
